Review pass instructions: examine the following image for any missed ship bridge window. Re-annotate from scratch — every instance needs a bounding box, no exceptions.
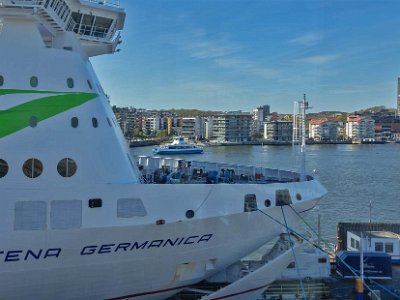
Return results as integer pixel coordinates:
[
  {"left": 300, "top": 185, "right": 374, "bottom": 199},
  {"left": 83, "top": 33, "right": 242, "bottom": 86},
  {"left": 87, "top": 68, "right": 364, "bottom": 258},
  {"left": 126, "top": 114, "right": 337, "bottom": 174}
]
[
  {"left": 67, "top": 78, "right": 74, "bottom": 88},
  {"left": 22, "top": 158, "right": 43, "bottom": 178},
  {"left": 30, "top": 76, "right": 38, "bottom": 88},
  {"left": 0, "top": 159, "right": 8, "bottom": 178},
  {"left": 93, "top": 16, "right": 113, "bottom": 38},
  {"left": 0, "top": 75, "right": 4, "bottom": 86},
  {"left": 57, "top": 158, "right": 77, "bottom": 177}
]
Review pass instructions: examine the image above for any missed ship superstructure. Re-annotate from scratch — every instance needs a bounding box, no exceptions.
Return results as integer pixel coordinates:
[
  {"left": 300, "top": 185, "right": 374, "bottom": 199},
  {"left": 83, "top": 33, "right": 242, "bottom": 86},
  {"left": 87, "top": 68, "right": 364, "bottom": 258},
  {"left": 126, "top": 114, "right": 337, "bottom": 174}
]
[{"left": 0, "top": 1, "right": 327, "bottom": 299}]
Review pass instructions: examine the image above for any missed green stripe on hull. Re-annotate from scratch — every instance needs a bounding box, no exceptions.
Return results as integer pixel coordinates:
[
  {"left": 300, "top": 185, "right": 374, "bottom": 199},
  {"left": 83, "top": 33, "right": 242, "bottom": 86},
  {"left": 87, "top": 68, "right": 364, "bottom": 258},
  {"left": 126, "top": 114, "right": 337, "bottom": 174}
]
[{"left": 0, "top": 90, "right": 97, "bottom": 138}]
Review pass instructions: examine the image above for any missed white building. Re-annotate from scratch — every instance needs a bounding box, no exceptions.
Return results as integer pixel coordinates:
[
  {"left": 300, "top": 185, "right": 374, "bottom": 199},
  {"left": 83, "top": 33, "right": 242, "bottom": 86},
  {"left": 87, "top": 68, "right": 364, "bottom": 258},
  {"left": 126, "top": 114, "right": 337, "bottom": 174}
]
[
  {"left": 181, "top": 117, "right": 204, "bottom": 140},
  {"left": 347, "top": 231, "right": 400, "bottom": 263},
  {"left": 210, "top": 111, "right": 252, "bottom": 142},
  {"left": 264, "top": 121, "right": 293, "bottom": 142},
  {"left": 309, "top": 118, "right": 339, "bottom": 141},
  {"left": 346, "top": 115, "right": 375, "bottom": 141}
]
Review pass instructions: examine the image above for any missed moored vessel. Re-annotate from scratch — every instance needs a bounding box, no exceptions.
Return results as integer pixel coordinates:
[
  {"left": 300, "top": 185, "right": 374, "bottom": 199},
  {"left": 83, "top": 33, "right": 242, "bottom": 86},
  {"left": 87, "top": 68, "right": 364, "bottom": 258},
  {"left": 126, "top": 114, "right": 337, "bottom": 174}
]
[
  {"left": 153, "top": 136, "right": 203, "bottom": 155},
  {"left": 0, "top": 1, "right": 326, "bottom": 299}
]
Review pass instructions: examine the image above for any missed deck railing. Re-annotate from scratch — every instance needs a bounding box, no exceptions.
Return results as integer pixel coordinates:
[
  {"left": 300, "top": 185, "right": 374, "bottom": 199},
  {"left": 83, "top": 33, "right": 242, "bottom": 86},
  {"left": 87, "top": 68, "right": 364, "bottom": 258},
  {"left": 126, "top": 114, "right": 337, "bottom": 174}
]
[{"left": 134, "top": 156, "right": 306, "bottom": 185}]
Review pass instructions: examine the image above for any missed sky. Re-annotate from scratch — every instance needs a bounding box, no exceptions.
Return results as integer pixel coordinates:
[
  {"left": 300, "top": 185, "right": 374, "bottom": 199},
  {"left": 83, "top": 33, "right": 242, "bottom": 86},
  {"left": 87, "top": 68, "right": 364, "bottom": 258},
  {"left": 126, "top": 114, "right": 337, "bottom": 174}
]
[{"left": 92, "top": 0, "right": 400, "bottom": 114}]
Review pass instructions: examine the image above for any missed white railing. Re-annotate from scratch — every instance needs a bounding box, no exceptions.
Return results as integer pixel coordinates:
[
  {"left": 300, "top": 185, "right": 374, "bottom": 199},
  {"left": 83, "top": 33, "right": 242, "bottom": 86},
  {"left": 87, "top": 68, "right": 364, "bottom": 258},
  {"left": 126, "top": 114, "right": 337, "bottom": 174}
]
[{"left": 82, "top": 0, "right": 120, "bottom": 8}]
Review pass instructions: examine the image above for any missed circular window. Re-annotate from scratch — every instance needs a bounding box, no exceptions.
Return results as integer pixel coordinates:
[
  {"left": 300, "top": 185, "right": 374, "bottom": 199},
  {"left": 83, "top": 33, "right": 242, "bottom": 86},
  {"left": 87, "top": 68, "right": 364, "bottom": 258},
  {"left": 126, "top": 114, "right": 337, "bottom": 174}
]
[
  {"left": 296, "top": 193, "right": 302, "bottom": 201},
  {"left": 57, "top": 158, "right": 77, "bottom": 177},
  {"left": 264, "top": 199, "right": 271, "bottom": 207},
  {"left": 0, "top": 75, "right": 4, "bottom": 86},
  {"left": 67, "top": 78, "right": 74, "bottom": 88},
  {"left": 29, "top": 116, "right": 38, "bottom": 128},
  {"left": 71, "top": 117, "right": 79, "bottom": 128},
  {"left": 30, "top": 76, "right": 38, "bottom": 88},
  {"left": 0, "top": 159, "right": 9, "bottom": 178},
  {"left": 185, "top": 210, "right": 195, "bottom": 219},
  {"left": 92, "top": 117, "right": 98, "bottom": 128},
  {"left": 87, "top": 80, "right": 93, "bottom": 90},
  {"left": 22, "top": 158, "right": 43, "bottom": 178}
]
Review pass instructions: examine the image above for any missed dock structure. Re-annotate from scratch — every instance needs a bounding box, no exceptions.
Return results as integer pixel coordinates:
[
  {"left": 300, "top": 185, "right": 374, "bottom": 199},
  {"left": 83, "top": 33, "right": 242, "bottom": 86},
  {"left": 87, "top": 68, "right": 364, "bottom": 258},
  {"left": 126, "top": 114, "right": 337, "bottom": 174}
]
[{"left": 336, "top": 222, "right": 400, "bottom": 251}]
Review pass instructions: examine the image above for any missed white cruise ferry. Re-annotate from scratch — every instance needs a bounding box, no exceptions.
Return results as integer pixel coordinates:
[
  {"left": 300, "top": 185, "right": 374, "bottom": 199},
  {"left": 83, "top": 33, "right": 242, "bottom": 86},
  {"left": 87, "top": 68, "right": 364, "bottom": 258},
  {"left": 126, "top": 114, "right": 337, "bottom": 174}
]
[{"left": 0, "top": 1, "right": 327, "bottom": 299}]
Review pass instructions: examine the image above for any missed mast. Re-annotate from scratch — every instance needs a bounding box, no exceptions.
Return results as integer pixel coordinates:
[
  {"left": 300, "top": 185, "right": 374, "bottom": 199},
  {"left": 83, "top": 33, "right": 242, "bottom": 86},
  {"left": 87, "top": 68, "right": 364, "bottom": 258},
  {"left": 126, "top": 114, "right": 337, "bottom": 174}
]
[{"left": 300, "top": 94, "right": 309, "bottom": 181}]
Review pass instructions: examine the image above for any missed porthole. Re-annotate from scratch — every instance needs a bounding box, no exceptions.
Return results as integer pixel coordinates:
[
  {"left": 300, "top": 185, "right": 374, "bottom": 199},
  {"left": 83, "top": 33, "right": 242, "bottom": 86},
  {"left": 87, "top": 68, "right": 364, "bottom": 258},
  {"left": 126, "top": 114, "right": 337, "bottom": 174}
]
[
  {"left": 71, "top": 117, "right": 79, "bottom": 128},
  {"left": 185, "top": 210, "right": 195, "bottom": 219},
  {"left": 22, "top": 158, "right": 43, "bottom": 178},
  {"left": 296, "top": 193, "right": 302, "bottom": 201},
  {"left": 29, "top": 116, "right": 38, "bottom": 128},
  {"left": 0, "top": 75, "right": 4, "bottom": 86},
  {"left": 87, "top": 80, "right": 93, "bottom": 90},
  {"left": 30, "top": 76, "right": 38, "bottom": 88},
  {"left": 0, "top": 159, "right": 9, "bottom": 178},
  {"left": 264, "top": 199, "right": 271, "bottom": 207},
  {"left": 92, "top": 117, "right": 98, "bottom": 128},
  {"left": 67, "top": 78, "right": 74, "bottom": 88},
  {"left": 57, "top": 158, "right": 77, "bottom": 177}
]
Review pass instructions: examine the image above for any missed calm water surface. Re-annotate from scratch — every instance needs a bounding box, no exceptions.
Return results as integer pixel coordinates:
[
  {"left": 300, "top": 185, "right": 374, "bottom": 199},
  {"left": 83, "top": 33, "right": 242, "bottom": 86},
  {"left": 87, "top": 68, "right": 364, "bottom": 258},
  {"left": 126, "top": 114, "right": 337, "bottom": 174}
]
[{"left": 130, "top": 144, "right": 400, "bottom": 242}]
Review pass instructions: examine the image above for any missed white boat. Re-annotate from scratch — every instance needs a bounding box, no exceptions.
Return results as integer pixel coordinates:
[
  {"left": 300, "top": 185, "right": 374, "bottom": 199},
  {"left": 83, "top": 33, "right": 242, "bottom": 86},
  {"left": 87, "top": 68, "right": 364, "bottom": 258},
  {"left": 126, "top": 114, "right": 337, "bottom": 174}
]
[
  {"left": 0, "top": 1, "right": 327, "bottom": 299},
  {"left": 153, "top": 136, "right": 204, "bottom": 154}
]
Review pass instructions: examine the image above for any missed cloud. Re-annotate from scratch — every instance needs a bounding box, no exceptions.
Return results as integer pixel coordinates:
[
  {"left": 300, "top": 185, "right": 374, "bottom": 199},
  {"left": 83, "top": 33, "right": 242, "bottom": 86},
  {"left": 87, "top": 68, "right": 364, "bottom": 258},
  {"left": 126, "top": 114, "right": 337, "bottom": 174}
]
[
  {"left": 288, "top": 32, "right": 324, "bottom": 46},
  {"left": 164, "top": 28, "right": 281, "bottom": 80},
  {"left": 296, "top": 54, "right": 338, "bottom": 65}
]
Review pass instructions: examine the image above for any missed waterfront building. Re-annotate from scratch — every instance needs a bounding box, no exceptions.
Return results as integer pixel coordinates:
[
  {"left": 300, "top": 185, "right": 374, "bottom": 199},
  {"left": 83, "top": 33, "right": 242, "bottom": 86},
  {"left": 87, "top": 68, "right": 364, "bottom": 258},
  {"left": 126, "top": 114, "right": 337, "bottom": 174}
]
[
  {"left": 181, "top": 117, "right": 204, "bottom": 140},
  {"left": 345, "top": 115, "right": 375, "bottom": 141},
  {"left": 264, "top": 120, "right": 293, "bottom": 142},
  {"left": 210, "top": 111, "right": 252, "bottom": 142},
  {"left": 309, "top": 118, "right": 339, "bottom": 141},
  {"left": 144, "top": 116, "right": 161, "bottom": 133},
  {"left": 252, "top": 105, "right": 271, "bottom": 137}
]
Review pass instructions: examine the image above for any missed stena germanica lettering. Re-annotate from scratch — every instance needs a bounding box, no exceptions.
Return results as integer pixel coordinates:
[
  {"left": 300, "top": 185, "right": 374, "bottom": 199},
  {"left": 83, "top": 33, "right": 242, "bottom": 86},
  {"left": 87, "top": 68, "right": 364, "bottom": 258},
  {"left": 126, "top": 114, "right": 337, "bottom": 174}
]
[
  {"left": 81, "top": 234, "right": 213, "bottom": 255},
  {"left": 0, "top": 248, "right": 61, "bottom": 262}
]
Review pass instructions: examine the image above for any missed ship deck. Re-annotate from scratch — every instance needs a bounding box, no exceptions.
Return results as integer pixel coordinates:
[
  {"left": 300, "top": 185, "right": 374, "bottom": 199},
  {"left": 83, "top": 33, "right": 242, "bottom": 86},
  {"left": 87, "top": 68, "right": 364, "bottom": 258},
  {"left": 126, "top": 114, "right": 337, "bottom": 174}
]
[{"left": 134, "top": 156, "right": 311, "bottom": 185}]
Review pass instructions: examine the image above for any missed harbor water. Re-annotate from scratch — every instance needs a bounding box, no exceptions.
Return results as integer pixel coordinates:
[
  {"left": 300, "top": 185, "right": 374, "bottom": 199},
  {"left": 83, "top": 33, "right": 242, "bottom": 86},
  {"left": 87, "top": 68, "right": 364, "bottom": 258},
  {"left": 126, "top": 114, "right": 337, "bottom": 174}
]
[{"left": 130, "top": 143, "right": 400, "bottom": 243}]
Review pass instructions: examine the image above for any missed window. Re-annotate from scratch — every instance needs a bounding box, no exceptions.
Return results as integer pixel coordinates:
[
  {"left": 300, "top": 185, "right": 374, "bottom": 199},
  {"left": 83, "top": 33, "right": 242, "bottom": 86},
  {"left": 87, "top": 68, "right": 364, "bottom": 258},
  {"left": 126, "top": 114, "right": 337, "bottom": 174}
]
[
  {"left": 244, "top": 194, "right": 257, "bottom": 212},
  {"left": 117, "top": 198, "right": 147, "bottom": 217},
  {"left": 351, "top": 238, "right": 355, "bottom": 248},
  {"left": 106, "top": 117, "right": 112, "bottom": 127},
  {"left": 30, "top": 76, "right": 38, "bottom": 87},
  {"left": 375, "top": 242, "right": 383, "bottom": 252},
  {"left": 92, "top": 117, "right": 98, "bottom": 128},
  {"left": 51, "top": 200, "right": 82, "bottom": 229},
  {"left": 57, "top": 158, "right": 77, "bottom": 177},
  {"left": 15, "top": 201, "right": 47, "bottom": 230},
  {"left": 355, "top": 240, "right": 360, "bottom": 250},
  {"left": 0, "top": 75, "right": 3, "bottom": 86},
  {"left": 29, "top": 116, "right": 38, "bottom": 128},
  {"left": 67, "top": 78, "right": 74, "bottom": 88},
  {"left": 0, "top": 159, "right": 8, "bottom": 178},
  {"left": 385, "top": 243, "right": 394, "bottom": 253},
  {"left": 71, "top": 117, "right": 79, "bottom": 128},
  {"left": 87, "top": 80, "right": 93, "bottom": 90},
  {"left": 22, "top": 158, "right": 43, "bottom": 178}
]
